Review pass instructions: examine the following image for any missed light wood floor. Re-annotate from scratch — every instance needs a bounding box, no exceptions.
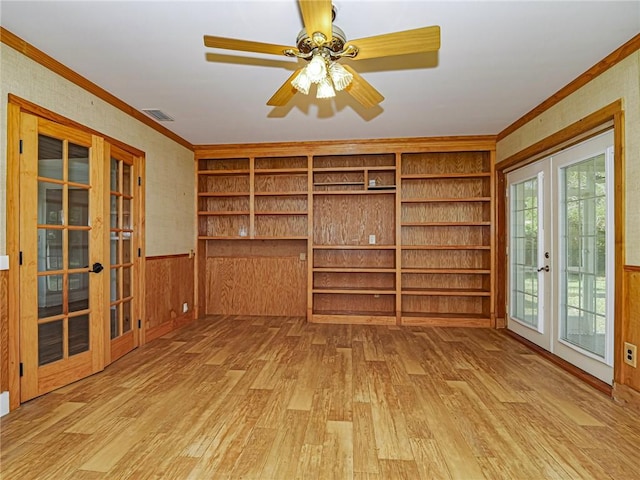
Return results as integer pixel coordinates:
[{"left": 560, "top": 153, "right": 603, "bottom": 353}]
[{"left": 2, "top": 315, "right": 640, "bottom": 479}]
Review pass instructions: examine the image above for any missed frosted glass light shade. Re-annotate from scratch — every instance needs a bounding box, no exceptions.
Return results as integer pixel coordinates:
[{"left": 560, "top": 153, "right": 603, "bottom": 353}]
[
  {"left": 329, "top": 62, "right": 353, "bottom": 91},
  {"left": 306, "top": 54, "right": 327, "bottom": 84},
  {"left": 291, "top": 70, "right": 311, "bottom": 95},
  {"left": 316, "top": 77, "right": 336, "bottom": 99}
]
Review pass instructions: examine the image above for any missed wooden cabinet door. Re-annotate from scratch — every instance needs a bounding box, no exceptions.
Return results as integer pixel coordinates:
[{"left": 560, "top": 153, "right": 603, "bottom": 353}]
[{"left": 19, "top": 113, "right": 106, "bottom": 401}]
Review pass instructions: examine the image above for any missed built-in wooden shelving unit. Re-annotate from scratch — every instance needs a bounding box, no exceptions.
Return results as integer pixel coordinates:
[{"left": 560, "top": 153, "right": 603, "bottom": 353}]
[
  {"left": 400, "top": 151, "right": 493, "bottom": 327},
  {"left": 195, "top": 138, "right": 495, "bottom": 326}
]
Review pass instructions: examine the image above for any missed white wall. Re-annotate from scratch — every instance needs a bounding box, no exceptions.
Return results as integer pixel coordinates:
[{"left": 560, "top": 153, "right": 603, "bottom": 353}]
[
  {"left": 0, "top": 44, "right": 195, "bottom": 257},
  {"left": 496, "top": 52, "right": 640, "bottom": 265}
]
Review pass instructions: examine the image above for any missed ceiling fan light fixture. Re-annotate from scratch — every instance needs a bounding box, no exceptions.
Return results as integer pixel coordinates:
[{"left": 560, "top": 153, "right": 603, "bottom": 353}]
[
  {"left": 316, "top": 77, "right": 336, "bottom": 99},
  {"left": 329, "top": 62, "right": 353, "bottom": 91}
]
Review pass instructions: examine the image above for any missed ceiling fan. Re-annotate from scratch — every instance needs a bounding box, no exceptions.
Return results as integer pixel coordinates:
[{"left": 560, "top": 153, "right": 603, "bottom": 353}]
[{"left": 204, "top": 0, "right": 440, "bottom": 109}]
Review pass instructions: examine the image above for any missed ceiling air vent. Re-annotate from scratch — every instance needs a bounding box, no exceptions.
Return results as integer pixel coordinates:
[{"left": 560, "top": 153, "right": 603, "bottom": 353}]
[{"left": 141, "top": 109, "right": 174, "bottom": 122}]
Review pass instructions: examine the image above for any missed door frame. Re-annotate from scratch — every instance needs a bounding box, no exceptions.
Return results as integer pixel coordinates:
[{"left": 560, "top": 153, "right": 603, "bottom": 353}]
[
  {"left": 495, "top": 100, "right": 625, "bottom": 389},
  {"left": 6, "top": 95, "right": 146, "bottom": 410},
  {"left": 506, "top": 131, "right": 615, "bottom": 384}
]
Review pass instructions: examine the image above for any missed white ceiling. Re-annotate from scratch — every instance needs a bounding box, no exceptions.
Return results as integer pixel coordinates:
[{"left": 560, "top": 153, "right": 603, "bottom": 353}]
[{"left": 2, "top": 1, "right": 639, "bottom": 146}]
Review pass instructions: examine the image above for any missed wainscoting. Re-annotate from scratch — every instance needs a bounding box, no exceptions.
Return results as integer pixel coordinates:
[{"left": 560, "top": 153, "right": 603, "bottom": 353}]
[
  {"left": 0, "top": 268, "right": 9, "bottom": 393},
  {"left": 145, "top": 254, "right": 195, "bottom": 342},
  {"left": 203, "top": 240, "right": 307, "bottom": 317},
  {"left": 617, "top": 265, "right": 640, "bottom": 408}
]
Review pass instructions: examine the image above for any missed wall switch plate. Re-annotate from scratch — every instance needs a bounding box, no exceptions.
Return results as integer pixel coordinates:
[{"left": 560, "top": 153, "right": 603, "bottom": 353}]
[
  {"left": 369, "top": 234, "right": 376, "bottom": 245},
  {"left": 182, "top": 302, "right": 189, "bottom": 313},
  {"left": 299, "top": 253, "right": 306, "bottom": 261},
  {"left": 624, "top": 342, "right": 637, "bottom": 368}
]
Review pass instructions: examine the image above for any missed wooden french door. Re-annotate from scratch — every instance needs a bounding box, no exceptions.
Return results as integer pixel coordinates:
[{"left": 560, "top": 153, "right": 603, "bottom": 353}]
[
  {"left": 14, "top": 106, "right": 143, "bottom": 404},
  {"left": 19, "top": 114, "right": 107, "bottom": 401},
  {"left": 108, "top": 146, "right": 140, "bottom": 362}
]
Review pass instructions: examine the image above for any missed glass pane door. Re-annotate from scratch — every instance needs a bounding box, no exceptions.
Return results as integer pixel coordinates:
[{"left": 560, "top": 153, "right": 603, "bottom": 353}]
[
  {"left": 560, "top": 155, "right": 608, "bottom": 357},
  {"left": 507, "top": 161, "right": 551, "bottom": 350},
  {"left": 37, "top": 136, "right": 91, "bottom": 364},
  {"left": 109, "top": 147, "right": 138, "bottom": 361},
  {"left": 20, "top": 114, "right": 105, "bottom": 402},
  {"left": 507, "top": 130, "right": 614, "bottom": 385},
  {"left": 552, "top": 131, "right": 614, "bottom": 383}
]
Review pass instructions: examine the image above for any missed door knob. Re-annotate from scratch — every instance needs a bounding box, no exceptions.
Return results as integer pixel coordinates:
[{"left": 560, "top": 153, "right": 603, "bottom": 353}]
[
  {"left": 537, "top": 265, "right": 550, "bottom": 272},
  {"left": 88, "top": 262, "right": 104, "bottom": 273}
]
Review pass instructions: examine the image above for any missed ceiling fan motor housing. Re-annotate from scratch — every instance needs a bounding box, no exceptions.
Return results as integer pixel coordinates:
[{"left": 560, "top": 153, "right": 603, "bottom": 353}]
[{"left": 296, "top": 24, "right": 347, "bottom": 55}]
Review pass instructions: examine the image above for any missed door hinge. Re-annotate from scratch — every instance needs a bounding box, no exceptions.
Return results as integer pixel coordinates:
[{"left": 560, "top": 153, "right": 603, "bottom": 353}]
[
  {"left": 138, "top": 176, "right": 141, "bottom": 186},
  {"left": 138, "top": 319, "right": 142, "bottom": 329},
  {"left": 19, "top": 139, "right": 23, "bottom": 154},
  {"left": 19, "top": 251, "right": 23, "bottom": 265},
  {"left": 19, "top": 362, "right": 24, "bottom": 377},
  {"left": 137, "top": 247, "right": 141, "bottom": 258}
]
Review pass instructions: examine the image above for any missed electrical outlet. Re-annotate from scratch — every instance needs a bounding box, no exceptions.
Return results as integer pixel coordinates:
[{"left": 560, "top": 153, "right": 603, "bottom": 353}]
[
  {"left": 299, "top": 252, "right": 306, "bottom": 261},
  {"left": 624, "top": 342, "right": 637, "bottom": 368},
  {"left": 369, "top": 234, "right": 376, "bottom": 245},
  {"left": 182, "top": 302, "right": 188, "bottom": 313}
]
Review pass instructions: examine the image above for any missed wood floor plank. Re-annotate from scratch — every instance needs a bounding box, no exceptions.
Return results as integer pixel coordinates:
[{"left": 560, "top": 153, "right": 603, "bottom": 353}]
[
  {"left": 319, "top": 420, "right": 354, "bottom": 480},
  {"left": 2, "top": 315, "right": 640, "bottom": 479},
  {"left": 352, "top": 402, "right": 380, "bottom": 475}
]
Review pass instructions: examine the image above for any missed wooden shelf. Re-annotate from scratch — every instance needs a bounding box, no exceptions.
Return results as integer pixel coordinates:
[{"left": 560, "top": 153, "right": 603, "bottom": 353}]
[
  {"left": 402, "top": 268, "right": 491, "bottom": 274},
  {"left": 313, "top": 267, "right": 395, "bottom": 273},
  {"left": 401, "top": 288, "right": 490, "bottom": 296},
  {"left": 198, "top": 236, "right": 250, "bottom": 240},
  {"left": 313, "top": 166, "right": 395, "bottom": 172},
  {"left": 198, "top": 192, "right": 249, "bottom": 197},
  {"left": 402, "top": 221, "right": 491, "bottom": 226},
  {"left": 401, "top": 172, "right": 490, "bottom": 179},
  {"left": 313, "top": 288, "right": 396, "bottom": 295},
  {"left": 253, "top": 236, "right": 308, "bottom": 240},
  {"left": 400, "top": 313, "right": 491, "bottom": 328},
  {"left": 253, "top": 191, "right": 307, "bottom": 196},
  {"left": 313, "top": 190, "right": 395, "bottom": 195},
  {"left": 313, "top": 245, "right": 396, "bottom": 250},
  {"left": 254, "top": 211, "right": 307, "bottom": 215},
  {"left": 401, "top": 197, "right": 490, "bottom": 203},
  {"left": 401, "top": 245, "right": 490, "bottom": 250},
  {"left": 255, "top": 168, "right": 308, "bottom": 174},
  {"left": 198, "top": 169, "right": 250, "bottom": 175},
  {"left": 314, "top": 182, "right": 365, "bottom": 186},
  {"left": 310, "top": 313, "right": 396, "bottom": 325},
  {"left": 198, "top": 211, "right": 250, "bottom": 216}
]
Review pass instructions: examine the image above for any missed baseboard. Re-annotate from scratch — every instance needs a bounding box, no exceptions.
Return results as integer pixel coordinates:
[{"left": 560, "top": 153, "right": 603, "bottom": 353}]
[
  {"left": 145, "top": 312, "right": 195, "bottom": 343},
  {"left": 503, "top": 329, "right": 612, "bottom": 396},
  {"left": 1, "top": 391, "right": 9, "bottom": 416},
  {"left": 613, "top": 383, "right": 640, "bottom": 413}
]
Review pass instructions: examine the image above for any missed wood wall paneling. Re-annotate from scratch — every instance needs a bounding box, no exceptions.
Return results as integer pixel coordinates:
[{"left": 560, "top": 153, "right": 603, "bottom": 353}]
[
  {"left": 205, "top": 240, "right": 307, "bottom": 316},
  {"left": 144, "top": 255, "right": 195, "bottom": 342},
  {"left": 622, "top": 267, "right": 640, "bottom": 391},
  {"left": 1, "top": 269, "right": 8, "bottom": 392},
  {"left": 313, "top": 195, "right": 395, "bottom": 246}
]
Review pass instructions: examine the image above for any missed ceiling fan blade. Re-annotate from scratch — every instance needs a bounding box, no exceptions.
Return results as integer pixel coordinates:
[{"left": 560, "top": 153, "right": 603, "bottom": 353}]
[
  {"left": 298, "top": 0, "right": 333, "bottom": 42},
  {"left": 342, "top": 65, "right": 384, "bottom": 109},
  {"left": 267, "top": 69, "right": 303, "bottom": 107},
  {"left": 346, "top": 25, "right": 441, "bottom": 61},
  {"left": 204, "top": 35, "right": 297, "bottom": 57}
]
